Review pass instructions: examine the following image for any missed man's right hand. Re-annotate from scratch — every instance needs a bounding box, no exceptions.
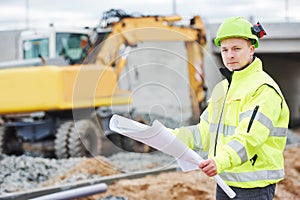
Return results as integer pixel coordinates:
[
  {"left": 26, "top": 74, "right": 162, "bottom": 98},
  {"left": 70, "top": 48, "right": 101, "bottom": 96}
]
[{"left": 199, "top": 159, "right": 217, "bottom": 177}]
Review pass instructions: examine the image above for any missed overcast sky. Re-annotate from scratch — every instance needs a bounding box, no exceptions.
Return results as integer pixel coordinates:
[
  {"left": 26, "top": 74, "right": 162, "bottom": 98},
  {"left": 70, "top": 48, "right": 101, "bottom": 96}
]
[{"left": 0, "top": 0, "right": 299, "bottom": 29}]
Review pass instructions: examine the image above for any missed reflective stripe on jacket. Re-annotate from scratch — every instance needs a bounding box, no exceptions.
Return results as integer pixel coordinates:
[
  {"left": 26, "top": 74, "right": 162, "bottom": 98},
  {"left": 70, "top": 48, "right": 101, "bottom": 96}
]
[{"left": 174, "top": 57, "right": 289, "bottom": 188}]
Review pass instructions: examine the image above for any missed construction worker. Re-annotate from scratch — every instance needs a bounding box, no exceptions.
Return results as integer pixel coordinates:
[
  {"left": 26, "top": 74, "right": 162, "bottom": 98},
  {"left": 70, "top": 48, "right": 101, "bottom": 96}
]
[{"left": 173, "top": 16, "right": 289, "bottom": 199}]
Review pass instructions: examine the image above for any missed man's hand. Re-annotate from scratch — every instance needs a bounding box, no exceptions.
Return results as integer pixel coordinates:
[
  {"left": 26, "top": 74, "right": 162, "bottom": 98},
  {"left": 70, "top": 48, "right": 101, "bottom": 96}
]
[{"left": 199, "top": 159, "right": 217, "bottom": 177}]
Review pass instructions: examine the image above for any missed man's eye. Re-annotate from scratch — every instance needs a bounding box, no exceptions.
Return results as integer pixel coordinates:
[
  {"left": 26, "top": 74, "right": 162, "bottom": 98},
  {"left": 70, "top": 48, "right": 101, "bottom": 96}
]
[{"left": 221, "top": 49, "right": 228, "bottom": 52}]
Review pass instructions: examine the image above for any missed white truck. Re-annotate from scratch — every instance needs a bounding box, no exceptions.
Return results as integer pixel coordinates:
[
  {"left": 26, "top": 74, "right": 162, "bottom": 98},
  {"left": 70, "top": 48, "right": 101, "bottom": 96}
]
[{"left": 0, "top": 26, "right": 94, "bottom": 67}]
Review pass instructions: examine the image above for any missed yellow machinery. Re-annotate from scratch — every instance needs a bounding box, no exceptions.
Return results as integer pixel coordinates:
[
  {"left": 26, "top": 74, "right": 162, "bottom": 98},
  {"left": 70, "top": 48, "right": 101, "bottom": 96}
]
[
  {"left": 0, "top": 9, "right": 206, "bottom": 158},
  {"left": 0, "top": 65, "right": 130, "bottom": 113}
]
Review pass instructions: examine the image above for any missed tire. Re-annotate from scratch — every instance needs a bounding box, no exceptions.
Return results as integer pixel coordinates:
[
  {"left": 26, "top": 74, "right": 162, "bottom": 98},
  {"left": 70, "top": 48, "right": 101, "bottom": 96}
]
[
  {"left": 0, "top": 126, "right": 5, "bottom": 154},
  {"left": 0, "top": 126, "right": 23, "bottom": 155},
  {"left": 54, "top": 121, "right": 73, "bottom": 159},
  {"left": 68, "top": 119, "right": 102, "bottom": 157}
]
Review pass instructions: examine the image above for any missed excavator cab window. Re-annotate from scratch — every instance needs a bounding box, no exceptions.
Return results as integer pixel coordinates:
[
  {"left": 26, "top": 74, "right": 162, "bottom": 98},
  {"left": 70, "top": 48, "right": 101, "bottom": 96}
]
[
  {"left": 23, "top": 38, "right": 49, "bottom": 59},
  {"left": 56, "top": 33, "right": 91, "bottom": 64}
]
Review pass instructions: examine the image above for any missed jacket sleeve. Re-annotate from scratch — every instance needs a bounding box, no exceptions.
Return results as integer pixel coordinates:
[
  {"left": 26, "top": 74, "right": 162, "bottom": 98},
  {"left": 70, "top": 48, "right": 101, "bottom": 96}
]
[
  {"left": 213, "top": 84, "right": 284, "bottom": 173},
  {"left": 170, "top": 108, "right": 211, "bottom": 152}
]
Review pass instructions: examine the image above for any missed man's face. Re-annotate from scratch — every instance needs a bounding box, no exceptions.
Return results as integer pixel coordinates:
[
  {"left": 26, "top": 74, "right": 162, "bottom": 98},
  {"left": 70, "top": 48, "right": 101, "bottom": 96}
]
[{"left": 220, "top": 38, "right": 255, "bottom": 71}]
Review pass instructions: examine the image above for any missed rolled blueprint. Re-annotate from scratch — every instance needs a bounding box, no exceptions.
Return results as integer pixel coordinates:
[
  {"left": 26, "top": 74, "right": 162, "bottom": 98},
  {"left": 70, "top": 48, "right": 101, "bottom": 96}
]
[{"left": 109, "top": 114, "right": 236, "bottom": 198}]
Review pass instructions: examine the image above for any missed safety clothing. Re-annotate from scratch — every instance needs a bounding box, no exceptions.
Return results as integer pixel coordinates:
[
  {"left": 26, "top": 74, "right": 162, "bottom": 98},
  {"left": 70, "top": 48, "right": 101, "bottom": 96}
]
[
  {"left": 173, "top": 57, "right": 289, "bottom": 188},
  {"left": 214, "top": 16, "right": 259, "bottom": 48}
]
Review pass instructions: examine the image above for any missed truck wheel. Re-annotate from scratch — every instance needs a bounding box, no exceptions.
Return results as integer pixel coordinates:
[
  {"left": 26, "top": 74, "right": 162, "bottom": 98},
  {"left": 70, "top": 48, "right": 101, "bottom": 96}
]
[
  {"left": 54, "top": 121, "right": 73, "bottom": 159},
  {"left": 0, "top": 126, "right": 23, "bottom": 155},
  {"left": 0, "top": 126, "right": 6, "bottom": 154},
  {"left": 68, "top": 119, "right": 102, "bottom": 157},
  {"left": 0, "top": 126, "right": 5, "bottom": 154}
]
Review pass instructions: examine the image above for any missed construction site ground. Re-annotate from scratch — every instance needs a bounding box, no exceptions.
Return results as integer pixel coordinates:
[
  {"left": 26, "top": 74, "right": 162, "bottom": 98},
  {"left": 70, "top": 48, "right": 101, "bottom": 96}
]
[
  {"left": 23, "top": 128, "right": 297, "bottom": 200},
  {"left": 3, "top": 138, "right": 297, "bottom": 199},
  {"left": 65, "top": 144, "right": 299, "bottom": 200}
]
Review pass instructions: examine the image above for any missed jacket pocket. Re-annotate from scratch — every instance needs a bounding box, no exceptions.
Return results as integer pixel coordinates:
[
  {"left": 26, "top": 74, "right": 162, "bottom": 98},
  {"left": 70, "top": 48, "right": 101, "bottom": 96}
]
[
  {"left": 208, "top": 97, "right": 225, "bottom": 123},
  {"left": 224, "top": 98, "right": 241, "bottom": 125}
]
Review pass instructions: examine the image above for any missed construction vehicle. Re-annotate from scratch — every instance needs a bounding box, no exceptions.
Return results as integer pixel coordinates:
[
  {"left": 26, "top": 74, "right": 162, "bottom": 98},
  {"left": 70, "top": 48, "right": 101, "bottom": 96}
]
[
  {"left": 0, "top": 26, "right": 92, "bottom": 66},
  {"left": 0, "top": 9, "right": 207, "bottom": 158}
]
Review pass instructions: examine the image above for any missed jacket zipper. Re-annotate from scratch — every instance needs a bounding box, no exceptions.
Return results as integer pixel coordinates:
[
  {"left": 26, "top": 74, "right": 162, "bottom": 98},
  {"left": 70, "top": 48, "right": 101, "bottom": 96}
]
[
  {"left": 213, "top": 98, "right": 259, "bottom": 157},
  {"left": 213, "top": 84, "right": 230, "bottom": 157}
]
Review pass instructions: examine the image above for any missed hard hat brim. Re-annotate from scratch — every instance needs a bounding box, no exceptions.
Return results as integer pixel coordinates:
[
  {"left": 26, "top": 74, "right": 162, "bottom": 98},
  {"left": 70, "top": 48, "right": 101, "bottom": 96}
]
[{"left": 214, "top": 35, "right": 259, "bottom": 48}]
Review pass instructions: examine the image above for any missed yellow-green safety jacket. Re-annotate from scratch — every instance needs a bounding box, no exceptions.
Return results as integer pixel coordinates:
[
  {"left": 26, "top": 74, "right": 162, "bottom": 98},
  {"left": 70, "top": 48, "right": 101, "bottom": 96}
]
[{"left": 174, "top": 57, "right": 289, "bottom": 188}]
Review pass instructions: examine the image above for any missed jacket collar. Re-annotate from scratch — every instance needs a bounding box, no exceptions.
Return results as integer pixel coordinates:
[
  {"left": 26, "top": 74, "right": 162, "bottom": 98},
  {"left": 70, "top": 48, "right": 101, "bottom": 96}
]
[
  {"left": 219, "top": 57, "right": 263, "bottom": 85},
  {"left": 219, "top": 67, "right": 233, "bottom": 85},
  {"left": 232, "top": 57, "right": 263, "bottom": 82}
]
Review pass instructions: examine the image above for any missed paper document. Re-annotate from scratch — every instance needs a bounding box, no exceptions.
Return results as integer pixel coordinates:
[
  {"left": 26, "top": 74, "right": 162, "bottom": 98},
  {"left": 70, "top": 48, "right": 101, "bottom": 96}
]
[{"left": 109, "top": 114, "right": 236, "bottom": 198}]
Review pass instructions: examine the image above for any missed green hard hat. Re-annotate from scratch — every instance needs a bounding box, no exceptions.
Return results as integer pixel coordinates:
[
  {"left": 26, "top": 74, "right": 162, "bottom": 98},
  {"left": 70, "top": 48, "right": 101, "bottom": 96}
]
[{"left": 214, "top": 16, "right": 259, "bottom": 48}]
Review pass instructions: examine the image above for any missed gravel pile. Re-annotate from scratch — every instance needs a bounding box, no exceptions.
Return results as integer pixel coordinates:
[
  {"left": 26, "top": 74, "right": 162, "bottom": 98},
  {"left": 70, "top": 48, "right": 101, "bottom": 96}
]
[
  {"left": 108, "top": 151, "right": 176, "bottom": 172},
  {"left": 0, "top": 155, "right": 87, "bottom": 193}
]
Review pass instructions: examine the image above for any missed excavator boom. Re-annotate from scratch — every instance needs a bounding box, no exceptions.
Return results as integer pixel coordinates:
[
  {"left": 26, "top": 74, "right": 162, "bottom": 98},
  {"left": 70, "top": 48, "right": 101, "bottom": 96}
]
[{"left": 87, "top": 10, "right": 207, "bottom": 119}]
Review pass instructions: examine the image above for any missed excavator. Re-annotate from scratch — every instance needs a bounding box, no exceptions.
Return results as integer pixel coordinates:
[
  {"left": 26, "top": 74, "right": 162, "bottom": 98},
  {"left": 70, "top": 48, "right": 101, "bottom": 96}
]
[{"left": 0, "top": 9, "right": 207, "bottom": 158}]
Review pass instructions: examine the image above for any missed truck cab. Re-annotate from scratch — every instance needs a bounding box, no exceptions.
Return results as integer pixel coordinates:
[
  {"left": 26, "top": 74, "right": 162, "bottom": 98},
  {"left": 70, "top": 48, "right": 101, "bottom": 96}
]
[{"left": 20, "top": 27, "right": 92, "bottom": 64}]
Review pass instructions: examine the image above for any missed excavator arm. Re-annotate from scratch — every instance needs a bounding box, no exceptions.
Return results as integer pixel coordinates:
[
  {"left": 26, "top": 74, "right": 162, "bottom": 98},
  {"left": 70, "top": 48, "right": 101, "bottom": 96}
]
[{"left": 87, "top": 10, "right": 207, "bottom": 119}]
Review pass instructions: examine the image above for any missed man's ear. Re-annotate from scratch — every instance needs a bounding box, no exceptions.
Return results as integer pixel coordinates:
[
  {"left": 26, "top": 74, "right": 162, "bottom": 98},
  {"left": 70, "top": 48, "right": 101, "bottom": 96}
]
[{"left": 250, "top": 45, "right": 255, "bottom": 56}]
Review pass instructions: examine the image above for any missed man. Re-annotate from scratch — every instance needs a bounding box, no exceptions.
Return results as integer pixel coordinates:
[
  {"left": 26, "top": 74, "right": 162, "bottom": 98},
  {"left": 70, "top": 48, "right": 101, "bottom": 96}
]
[{"left": 174, "top": 16, "right": 289, "bottom": 199}]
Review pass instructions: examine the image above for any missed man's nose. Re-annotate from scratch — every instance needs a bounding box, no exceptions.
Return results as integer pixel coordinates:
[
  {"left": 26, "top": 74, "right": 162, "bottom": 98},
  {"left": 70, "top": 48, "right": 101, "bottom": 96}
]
[{"left": 228, "top": 50, "right": 234, "bottom": 59}]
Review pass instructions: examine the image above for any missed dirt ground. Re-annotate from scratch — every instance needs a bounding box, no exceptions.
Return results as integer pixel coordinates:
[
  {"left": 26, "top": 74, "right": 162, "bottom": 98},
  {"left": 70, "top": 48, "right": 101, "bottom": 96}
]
[
  {"left": 72, "top": 145, "right": 300, "bottom": 200},
  {"left": 41, "top": 156, "right": 120, "bottom": 187},
  {"left": 274, "top": 146, "right": 300, "bottom": 200}
]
